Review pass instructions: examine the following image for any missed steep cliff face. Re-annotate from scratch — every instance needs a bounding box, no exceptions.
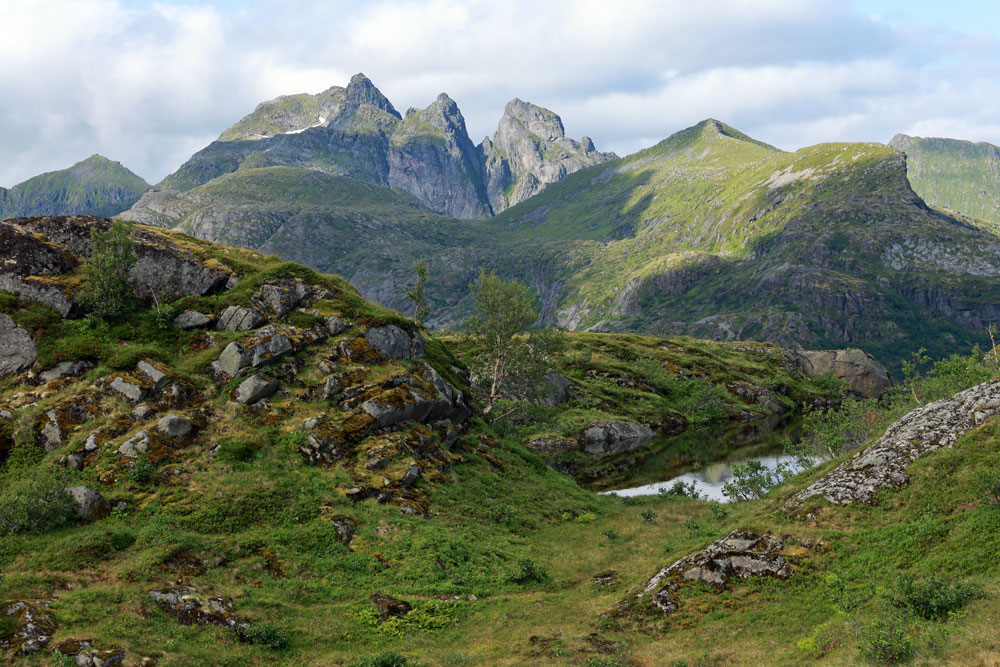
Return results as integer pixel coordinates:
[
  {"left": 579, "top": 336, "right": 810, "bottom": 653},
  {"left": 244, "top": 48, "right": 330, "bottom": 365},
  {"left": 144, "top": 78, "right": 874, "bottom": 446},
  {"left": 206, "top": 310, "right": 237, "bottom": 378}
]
[
  {"left": 388, "top": 94, "right": 492, "bottom": 219},
  {"left": 0, "top": 155, "right": 149, "bottom": 220},
  {"left": 481, "top": 99, "right": 616, "bottom": 213},
  {"left": 889, "top": 133, "right": 1000, "bottom": 225},
  {"left": 123, "top": 75, "right": 612, "bottom": 222}
]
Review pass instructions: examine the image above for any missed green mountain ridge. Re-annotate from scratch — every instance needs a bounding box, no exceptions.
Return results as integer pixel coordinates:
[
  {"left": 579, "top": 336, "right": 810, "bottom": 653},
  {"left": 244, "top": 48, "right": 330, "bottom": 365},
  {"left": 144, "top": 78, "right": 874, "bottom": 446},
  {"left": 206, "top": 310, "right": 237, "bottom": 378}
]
[
  {"left": 0, "top": 155, "right": 149, "bottom": 220},
  {"left": 889, "top": 133, "right": 1000, "bottom": 225}
]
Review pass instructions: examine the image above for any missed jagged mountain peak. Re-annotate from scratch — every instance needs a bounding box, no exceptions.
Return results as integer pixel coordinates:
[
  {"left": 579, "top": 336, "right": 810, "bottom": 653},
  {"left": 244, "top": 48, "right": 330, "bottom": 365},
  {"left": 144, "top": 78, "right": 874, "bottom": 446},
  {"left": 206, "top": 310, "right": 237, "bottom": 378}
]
[{"left": 345, "top": 72, "right": 401, "bottom": 119}]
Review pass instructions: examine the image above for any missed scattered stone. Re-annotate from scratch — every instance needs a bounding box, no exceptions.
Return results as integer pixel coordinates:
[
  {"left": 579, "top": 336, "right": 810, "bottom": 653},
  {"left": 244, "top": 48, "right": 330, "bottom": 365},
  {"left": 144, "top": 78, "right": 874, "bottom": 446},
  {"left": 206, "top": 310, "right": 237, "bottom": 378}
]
[
  {"left": 630, "top": 531, "right": 793, "bottom": 616},
  {"left": 109, "top": 375, "right": 148, "bottom": 403},
  {"left": 533, "top": 372, "right": 573, "bottom": 407},
  {"left": 399, "top": 465, "right": 420, "bottom": 487},
  {"left": 172, "top": 310, "right": 212, "bottom": 330},
  {"left": 0, "top": 599, "right": 57, "bottom": 655},
  {"left": 325, "top": 315, "right": 350, "bottom": 336},
  {"left": 211, "top": 326, "right": 292, "bottom": 379},
  {"left": 137, "top": 360, "right": 169, "bottom": 389},
  {"left": 39, "top": 409, "right": 64, "bottom": 451},
  {"left": 235, "top": 375, "right": 277, "bottom": 404},
  {"left": 253, "top": 281, "right": 310, "bottom": 317},
  {"left": 65, "top": 486, "right": 110, "bottom": 522},
  {"left": 148, "top": 587, "right": 242, "bottom": 629},
  {"left": 157, "top": 414, "right": 193, "bottom": 439},
  {"left": 131, "top": 405, "right": 153, "bottom": 421},
  {"left": 216, "top": 305, "right": 265, "bottom": 332},
  {"left": 794, "top": 348, "right": 892, "bottom": 398},
  {"left": 225, "top": 274, "right": 240, "bottom": 290},
  {"left": 786, "top": 378, "right": 1000, "bottom": 508},
  {"left": 322, "top": 375, "right": 345, "bottom": 399},
  {"left": 591, "top": 570, "right": 620, "bottom": 586},
  {"left": 117, "top": 430, "right": 150, "bottom": 459},
  {"left": 326, "top": 515, "right": 356, "bottom": 545},
  {"left": 38, "top": 360, "right": 94, "bottom": 383},
  {"left": 0, "top": 313, "right": 36, "bottom": 379},
  {"left": 370, "top": 593, "right": 411, "bottom": 622},
  {"left": 364, "top": 325, "right": 425, "bottom": 360},
  {"left": 52, "top": 639, "right": 126, "bottom": 667},
  {"left": 580, "top": 421, "right": 654, "bottom": 457}
]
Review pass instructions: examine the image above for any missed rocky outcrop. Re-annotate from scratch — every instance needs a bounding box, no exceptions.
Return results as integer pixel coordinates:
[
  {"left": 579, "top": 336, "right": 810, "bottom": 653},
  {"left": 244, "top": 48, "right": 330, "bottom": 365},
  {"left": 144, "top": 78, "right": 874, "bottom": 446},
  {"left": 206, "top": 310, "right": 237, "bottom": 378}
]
[
  {"left": 148, "top": 587, "right": 243, "bottom": 630},
  {"left": 580, "top": 421, "right": 655, "bottom": 457},
  {"left": 0, "top": 314, "right": 36, "bottom": 378},
  {"left": 0, "top": 216, "right": 232, "bottom": 316},
  {"left": 235, "top": 375, "right": 277, "bottom": 404},
  {"left": 786, "top": 379, "right": 1000, "bottom": 508},
  {"left": 481, "top": 99, "right": 616, "bottom": 213},
  {"left": 793, "top": 348, "right": 891, "bottom": 398},
  {"left": 172, "top": 310, "right": 212, "bottom": 330},
  {"left": 64, "top": 486, "right": 110, "bottom": 522},
  {"left": 216, "top": 305, "right": 265, "bottom": 332},
  {"left": 627, "top": 531, "right": 793, "bottom": 616},
  {"left": 370, "top": 593, "right": 411, "bottom": 622},
  {"left": 388, "top": 94, "right": 492, "bottom": 219},
  {"left": 363, "top": 325, "right": 425, "bottom": 360},
  {"left": 211, "top": 326, "right": 293, "bottom": 379},
  {"left": 0, "top": 599, "right": 57, "bottom": 656}
]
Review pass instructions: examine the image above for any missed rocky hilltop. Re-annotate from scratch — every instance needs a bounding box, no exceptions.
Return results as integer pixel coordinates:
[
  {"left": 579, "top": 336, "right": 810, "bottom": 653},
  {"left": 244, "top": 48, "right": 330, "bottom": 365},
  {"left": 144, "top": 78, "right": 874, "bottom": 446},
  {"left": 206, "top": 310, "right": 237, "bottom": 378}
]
[
  {"left": 122, "top": 73, "right": 613, "bottom": 221},
  {"left": 889, "top": 133, "right": 1000, "bottom": 226},
  {"left": 0, "top": 155, "right": 149, "bottom": 220}
]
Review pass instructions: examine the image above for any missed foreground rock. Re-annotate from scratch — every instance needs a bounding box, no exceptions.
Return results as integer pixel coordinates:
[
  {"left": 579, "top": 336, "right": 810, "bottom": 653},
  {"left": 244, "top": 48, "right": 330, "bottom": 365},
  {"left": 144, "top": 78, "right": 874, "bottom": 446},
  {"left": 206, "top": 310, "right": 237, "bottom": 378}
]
[
  {"left": 235, "top": 375, "right": 277, "bottom": 404},
  {"left": 52, "top": 639, "right": 126, "bottom": 667},
  {"left": 793, "top": 348, "right": 891, "bottom": 398},
  {"left": 65, "top": 486, "right": 110, "bottom": 522},
  {"left": 1, "top": 599, "right": 57, "bottom": 655},
  {"left": 211, "top": 326, "right": 292, "bottom": 378},
  {"left": 148, "top": 587, "right": 243, "bottom": 630},
  {"left": 580, "top": 421, "right": 654, "bottom": 457},
  {"left": 370, "top": 593, "right": 411, "bottom": 622},
  {"left": 625, "top": 531, "right": 793, "bottom": 616},
  {"left": 786, "top": 378, "right": 1000, "bottom": 508},
  {"left": 0, "top": 314, "right": 36, "bottom": 379}
]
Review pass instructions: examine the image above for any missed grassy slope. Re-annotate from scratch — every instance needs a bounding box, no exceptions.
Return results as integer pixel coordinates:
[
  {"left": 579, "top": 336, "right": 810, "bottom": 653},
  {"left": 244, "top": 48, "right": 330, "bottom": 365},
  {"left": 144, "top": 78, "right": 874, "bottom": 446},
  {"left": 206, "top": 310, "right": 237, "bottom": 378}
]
[
  {"left": 2, "top": 228, "right": 1000, "bottom": 664},
  {"left": 891, "top": 134, "right": 1000, "bottom": 225},
  {"left": 1, "top": 156, "right": 150, "bottom": 220}
]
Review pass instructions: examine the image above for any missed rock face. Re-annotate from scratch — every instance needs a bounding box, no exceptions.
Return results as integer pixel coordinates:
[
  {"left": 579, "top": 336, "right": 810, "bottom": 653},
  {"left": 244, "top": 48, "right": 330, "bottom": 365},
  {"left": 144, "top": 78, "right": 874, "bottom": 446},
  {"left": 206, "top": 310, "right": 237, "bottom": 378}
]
[
  {"left": 794, "top": 349, "right": 891, "bottom": 398},
  {"left": 157, "top": 414, "right": 193, "bottom": 439},
  {"left": 0, "top": 314, "right": 36, "bottom": 378},
  {"left": 0, "top": 216, "right": 232, "bottom": 316},
  {"left": 0, "top": 599, "right": 57, "bottom": 655},
  {"left": 216, "top": 306, "right": 265, "bottom": 332},
  {"left": 630, "top": 531, "right": 793, "bottom": 615},
  {"left": 363, "top": 325, "right": 425, "bottom": 360},
  {"left": 123, "top": 74, "right": 611, "bottom": 222},
  {"left": 786, "top": 378, "right": 1000, "bottom": 508},
  {"left": 481, "top": 98, "right": 616, "bottom": 213},
  {"left": 173, "top": 310, "right": 212, "bottom": 330},
  {"left": 211, "top": 326, "right": 293, "bottom": 378},
  {"left": 580, "top": 421, "right": 655, "bottom": 457},
  {"left": 235, "top": 375, "right": 277, "bottom": 404},
  {"left": 38, "top": 360, "right": 93, "bottom": 383}
]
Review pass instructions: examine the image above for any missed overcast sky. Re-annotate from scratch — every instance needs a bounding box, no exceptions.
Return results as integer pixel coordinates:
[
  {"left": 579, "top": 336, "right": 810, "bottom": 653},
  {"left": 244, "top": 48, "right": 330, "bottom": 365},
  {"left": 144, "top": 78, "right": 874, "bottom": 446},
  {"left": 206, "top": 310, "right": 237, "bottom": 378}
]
[{"left": 3, "top": 0, "right": 1000, "bottom": 186}]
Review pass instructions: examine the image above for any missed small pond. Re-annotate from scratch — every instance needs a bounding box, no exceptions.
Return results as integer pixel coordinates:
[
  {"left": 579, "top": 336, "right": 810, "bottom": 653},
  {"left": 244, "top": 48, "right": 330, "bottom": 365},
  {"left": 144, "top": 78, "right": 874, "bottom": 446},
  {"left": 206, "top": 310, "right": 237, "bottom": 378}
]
[{"left": 593, "top": 411, "right": 806, "bottom": 502}]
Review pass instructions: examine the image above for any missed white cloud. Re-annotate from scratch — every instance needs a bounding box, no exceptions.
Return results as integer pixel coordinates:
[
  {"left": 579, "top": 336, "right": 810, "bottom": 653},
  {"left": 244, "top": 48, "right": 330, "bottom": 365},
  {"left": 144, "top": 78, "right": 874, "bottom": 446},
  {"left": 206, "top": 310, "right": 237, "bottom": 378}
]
[{"left": 0, "top": 0, "right": 998, "bottom": 186}]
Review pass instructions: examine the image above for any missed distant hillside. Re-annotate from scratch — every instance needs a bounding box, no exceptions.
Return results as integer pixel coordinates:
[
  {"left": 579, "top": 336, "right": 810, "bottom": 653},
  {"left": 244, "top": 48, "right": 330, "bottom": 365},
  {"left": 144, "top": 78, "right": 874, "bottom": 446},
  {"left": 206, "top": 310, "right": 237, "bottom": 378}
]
[
  {"left": 890, "top": 133, "right": 1000, "bottom": 225},
  {"left": 0, "top": 155, "right": 149, "bottom": 220},
  {"left": 123, "top": 73, "right": 613, "bottom": 221}
]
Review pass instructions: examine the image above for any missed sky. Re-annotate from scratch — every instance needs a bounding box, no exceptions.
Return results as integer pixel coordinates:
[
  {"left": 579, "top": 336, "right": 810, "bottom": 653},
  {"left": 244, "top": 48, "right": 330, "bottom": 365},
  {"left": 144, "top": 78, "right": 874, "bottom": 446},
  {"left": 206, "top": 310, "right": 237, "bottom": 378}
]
[{"left": 2, "top": 0, "right": 1000, "bottom": 186}]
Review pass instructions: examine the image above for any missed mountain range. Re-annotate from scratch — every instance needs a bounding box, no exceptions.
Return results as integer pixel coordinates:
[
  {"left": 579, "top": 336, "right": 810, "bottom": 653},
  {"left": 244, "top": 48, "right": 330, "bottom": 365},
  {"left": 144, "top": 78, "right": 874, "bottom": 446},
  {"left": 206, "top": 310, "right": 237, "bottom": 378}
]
[{"left": 7, "top": 74, "right": 1000, "bottom": 371}]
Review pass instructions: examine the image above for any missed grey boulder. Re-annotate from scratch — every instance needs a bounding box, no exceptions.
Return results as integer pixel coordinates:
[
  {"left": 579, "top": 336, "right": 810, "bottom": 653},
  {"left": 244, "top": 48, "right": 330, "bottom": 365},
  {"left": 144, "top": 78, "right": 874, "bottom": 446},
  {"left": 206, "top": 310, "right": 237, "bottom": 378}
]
[
  {"left": 172, "top": 310, "right": 212, "bottom": 330},
  {"left": 580, "top": 421, "right": 655, "bottom": 457},
  {"left": 0, "top": 313, "right": 36, "bottom": 378},
  {"left": 65, "top": 486, "right": 110, "bottom": 522},
  {"left": 794, "top": 349, "right": 891, "bottom": 398},
  {"left": 211, "top": 326, "right": 293, "bottom": 379},
  {"left": 38, "top": 359, "right": 93, "bottom": 383},
  {"left": 364, "top": 325, "right": 425, "bottom": 360},
  {"left": 235, "top": 375, "right": 278, "bottom": 404},
  {"left": 216, "top": 305, "right": 265, "bottom": 332},
  {"left": 157, "top": 414, "right": 193, "bottom": 439}
]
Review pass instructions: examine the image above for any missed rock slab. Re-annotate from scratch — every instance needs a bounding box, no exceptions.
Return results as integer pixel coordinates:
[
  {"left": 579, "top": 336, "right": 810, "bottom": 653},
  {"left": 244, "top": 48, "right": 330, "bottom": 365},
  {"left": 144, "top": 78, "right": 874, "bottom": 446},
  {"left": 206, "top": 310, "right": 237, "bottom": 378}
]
[{"left": 0, "top": 314, "right": 36, "bottom": 378}]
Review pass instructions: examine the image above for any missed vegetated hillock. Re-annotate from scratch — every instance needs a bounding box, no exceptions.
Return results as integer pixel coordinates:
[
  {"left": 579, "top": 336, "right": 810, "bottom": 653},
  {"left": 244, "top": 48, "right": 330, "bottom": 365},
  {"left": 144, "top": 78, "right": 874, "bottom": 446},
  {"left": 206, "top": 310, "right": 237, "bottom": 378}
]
[
  {"left": 447, "top": 332, "right": 858, "bottom": 488},
  {"left": 0, "top": 155, "right": 149, "bottom": 220},
  {"left": 890, "top": 133, "right": 1000, "bottom": 226},
  {"left": 2, "top": 216, "right": 1000, "bottom": 664}
]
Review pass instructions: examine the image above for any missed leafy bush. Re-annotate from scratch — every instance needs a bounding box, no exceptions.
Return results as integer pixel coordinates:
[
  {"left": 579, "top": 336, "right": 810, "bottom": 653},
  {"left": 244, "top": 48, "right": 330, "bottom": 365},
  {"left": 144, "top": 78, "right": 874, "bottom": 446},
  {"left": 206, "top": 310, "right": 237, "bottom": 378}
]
[
  {"left": 659, "top": 480, "right": 702, "bottom": 499},
  {"left": 722, "top": 460, "right": 792, "bottom": 502},
  {"left": 235, "top": 621, "right": 291, "bottom": 650},
  {"left": 0, "top": 467, "right": 77, "bottom": 535},
  {"left": 350, "top": 652, "right": 410, "bottom": 667},
  {"left": 505, "top": 558, "right": 549, "bottom": 585},
  {"left": 125, "top": 457, "right": 155, "bottom": 486},
  {"left": 217, "top": 437, "right": 258, "bottom": 464},
  {"left": 859, "top": 611, "right": 913, "bottom": 664},
  {"left": 354, "top": 600, "right": 461, "bottom": 638},
  {"left": 80, "top": 219, "right": 137, "bottom": 320},
  {"left": 639, "top": 509, "right": 658, "bottom": 523},
  {"left": 891, "top": 574, "right": 984, "bottom": 620}
]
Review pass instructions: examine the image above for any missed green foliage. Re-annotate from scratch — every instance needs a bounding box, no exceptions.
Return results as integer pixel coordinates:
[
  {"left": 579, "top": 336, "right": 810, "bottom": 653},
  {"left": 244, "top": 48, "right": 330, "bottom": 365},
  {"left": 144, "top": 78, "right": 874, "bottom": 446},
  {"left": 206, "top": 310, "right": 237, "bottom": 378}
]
[
  {"left": 125, "top": 457, "right": 155, "bottom": 486},
  {"left": 80, "top": 219, "right": 137, "bottom": 320},
  {"left": 0, "top": 612, "right": 15, "bottom": 641},
  {"left": 354, "top": 600, "right": 461, "bottom": 638},
  {"left": 721, "top": 460, "right": 792, "bottom": 502},
  {"left": 659, "top": 480, "right": 702, "bottom": 499},
  {"left": 977, "top": 469, "right": 1000, "bottom": 504},
  {"left": 216, "top": 437, "right": 259, "bottom": 465},
  {"left": 350, "top": 652, "right": 411, "bottom": 667},
  {"left": 639, "top": 509, "right": 658, "bottom": 523},
  {"left": 859, "top": 611, "right": 914, "bottom": 664},
  {"left": 405, "top": 260, "right": 430, "bottom": 325},
  {"left": 504, "top": 558, "right": 549, "bottom": 585},
  {"left": 235, "top": 621, "right": 292, "bottom": 650},
  {"left": 890, "top": 574, "right": 984, "bottom": 620},
  {"left": 0, "top": 467, "right": 77, "bottom": 535}
]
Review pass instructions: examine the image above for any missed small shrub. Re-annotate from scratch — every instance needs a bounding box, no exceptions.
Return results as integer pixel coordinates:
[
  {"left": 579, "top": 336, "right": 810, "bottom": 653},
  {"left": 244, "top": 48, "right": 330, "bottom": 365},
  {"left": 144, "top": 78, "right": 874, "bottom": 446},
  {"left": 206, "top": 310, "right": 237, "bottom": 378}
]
[
  {"left": 721, "top": 460, "right": 792, "bottom": 502},
  {"left": 977, "top": 470, "right": 1000, "bottom": 505},
  {"left": 659, "top": 480, "right": 701, "bottom": 499},
  {"left": 80, "top": 219, "right": 137, "bottom": 320},
  {"left": 602, "top": 528, "right": 619, "bottom": 541},
  {"left": 891, "top": 574, "right": 984, "bottom": 620},
  {"left": 350, "top": 652, "right": 410, "bottom": 667},
  {"left": 505, "top": 558, "right": 549, "bottom": 585},
  {"left": 217, "top": 437, "right": 258, "bottom": 465},
  {"left": 0, "top": 467, "right": 77, "bottom": 535},
  {"left": 125, "top": 458, "right": 155, "bottom": 486},
  {"left": 620, "top": 495, "right": 640, "bottom": 506},
  {"left": 709, "top": 503, "right": 729, "bottom": 521},
  {"left": 575, "top": 512, "right": 597, "bottom": 524},
  {"left": 639, "top": 509, "right": 658, "bottom": 523},
  {"left": 859, "top": 612, "right": 913, "bottom": 664},
  {"left": 235, "top": 621, "right": 291, "bottom": 650}
]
